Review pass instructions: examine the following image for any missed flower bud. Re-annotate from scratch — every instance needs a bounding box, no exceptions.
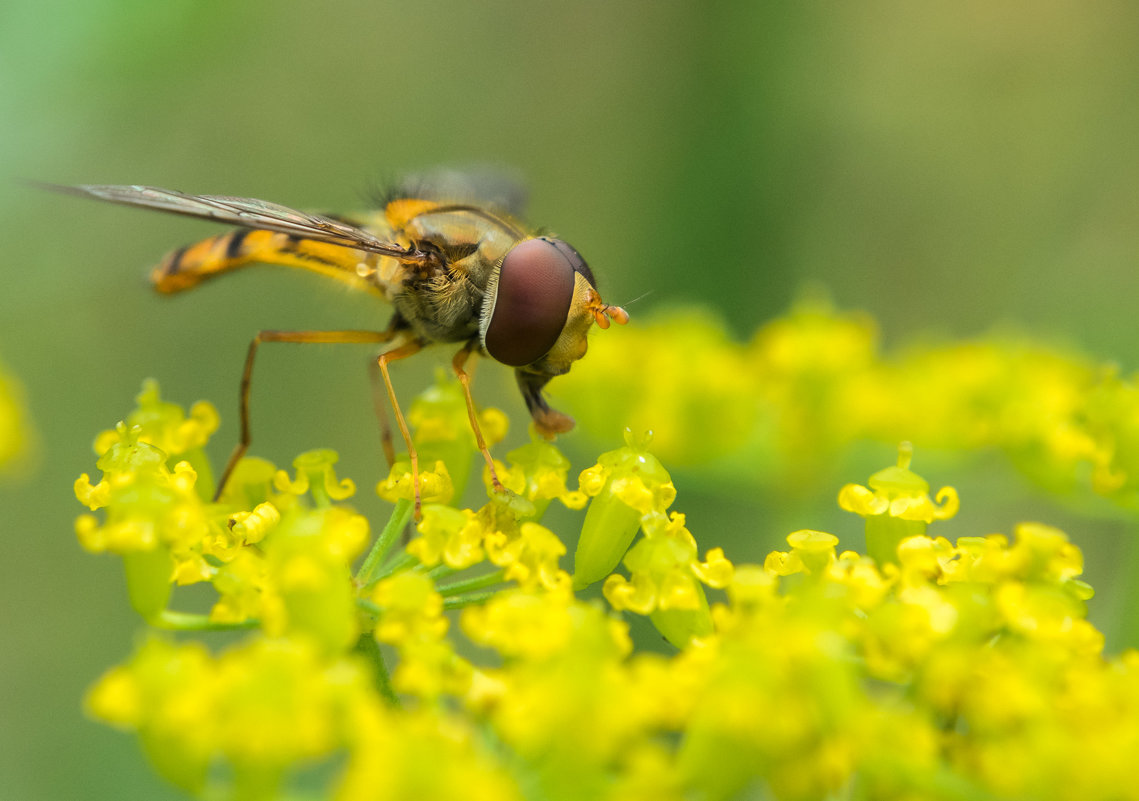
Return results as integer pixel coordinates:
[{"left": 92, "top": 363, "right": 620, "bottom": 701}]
[{"left": 574, "top": 429, "right": 675, "bottom": 589}]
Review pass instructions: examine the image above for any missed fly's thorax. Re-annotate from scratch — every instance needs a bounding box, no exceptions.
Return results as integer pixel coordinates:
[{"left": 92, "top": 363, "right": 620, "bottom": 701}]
[
  {"left": 380, "top": 203, "right": 522, "bottom": 344},
  {"left": 392, "top": 273, "right": 483, "bottom": 344},
  {"left": 393, "top": 202, "right": 520, "bottom": 290}
]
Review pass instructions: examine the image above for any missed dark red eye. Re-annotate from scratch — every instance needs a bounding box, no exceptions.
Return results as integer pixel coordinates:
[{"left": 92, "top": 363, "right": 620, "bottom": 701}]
[{"left": 483, "top": 237, "right": 577, "bottom": 366}]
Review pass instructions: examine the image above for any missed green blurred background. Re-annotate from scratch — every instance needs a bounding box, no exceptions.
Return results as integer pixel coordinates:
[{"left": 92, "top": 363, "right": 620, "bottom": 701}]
[{"left": 4, "top": 1, "right": 1139, "bottom": 798}]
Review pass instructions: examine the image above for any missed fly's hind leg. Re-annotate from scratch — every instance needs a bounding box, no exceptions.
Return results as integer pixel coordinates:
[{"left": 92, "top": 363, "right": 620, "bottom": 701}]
[
  {"left": 215, "top": 327, "right": 403, "bottom": 501},
  {"left": 367, "top": 358, "right": 396, "bottom": 470}
]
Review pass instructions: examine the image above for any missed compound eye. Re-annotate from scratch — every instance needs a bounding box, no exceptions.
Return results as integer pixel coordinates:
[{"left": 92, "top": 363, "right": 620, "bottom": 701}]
[{"left": 484, "top": 238, "right": 576, "bottom": 366}]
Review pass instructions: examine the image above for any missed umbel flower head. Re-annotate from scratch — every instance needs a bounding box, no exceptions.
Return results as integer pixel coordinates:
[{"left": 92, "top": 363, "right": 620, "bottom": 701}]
[{"left": 72, "top": 300, "right": 1139, "bottom": 801}]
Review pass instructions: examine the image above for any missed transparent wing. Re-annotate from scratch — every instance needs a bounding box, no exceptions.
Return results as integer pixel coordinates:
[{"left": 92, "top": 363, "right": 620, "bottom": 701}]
[
  {"left": 385, "top": 165, "right": 530, "bottom": 218},
  {"left": 44, "top": 183, "right": 429, "bottom": 262}
]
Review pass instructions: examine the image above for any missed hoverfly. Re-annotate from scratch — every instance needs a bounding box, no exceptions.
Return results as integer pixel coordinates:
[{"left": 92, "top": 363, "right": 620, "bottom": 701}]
[{"left": 50, "top": 180, "right": 628, "bottom": 514}]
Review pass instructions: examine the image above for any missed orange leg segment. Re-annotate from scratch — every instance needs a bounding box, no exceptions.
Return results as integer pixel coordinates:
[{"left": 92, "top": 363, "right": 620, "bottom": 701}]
[
  {"left": 376, "top": 341, "right": 424, "bottom": 516},
  {"left": 452, "top": 344, "right": 505, "bottom": 495},
  {"left": 215, "top": 328, "right": 401, "bottom": 502}
]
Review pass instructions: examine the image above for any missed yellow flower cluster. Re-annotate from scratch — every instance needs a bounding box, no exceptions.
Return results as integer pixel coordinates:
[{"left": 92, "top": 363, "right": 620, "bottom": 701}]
[
  {"left": 76, "top": 374, "right": 1139, "bottom": 801},
  {"left": 0, "top": 354, "right": 32, "bottom": 472},
  {"left": 558, "top": 298, "right": 1139, "bottom": 507}
]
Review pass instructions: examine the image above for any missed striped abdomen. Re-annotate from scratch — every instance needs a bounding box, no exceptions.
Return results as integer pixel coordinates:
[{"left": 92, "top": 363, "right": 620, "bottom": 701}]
[{"left": 151, "top": 229, "right": 379, "bottom": 294}]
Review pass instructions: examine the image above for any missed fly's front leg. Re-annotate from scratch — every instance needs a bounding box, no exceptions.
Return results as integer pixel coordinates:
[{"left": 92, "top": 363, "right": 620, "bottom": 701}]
[
  {"left": 375, "top": 341, "right": 425, "bottom": 517},
  {"left": 452, "top": 342, "right": 506, "bottom": 495},
  {"left": 215, "top": 328, "right": 401, "bottom": 501}
]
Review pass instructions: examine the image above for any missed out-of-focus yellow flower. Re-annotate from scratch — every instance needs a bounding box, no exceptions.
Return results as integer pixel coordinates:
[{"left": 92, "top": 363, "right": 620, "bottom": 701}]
[
  {"left": 372, "top": 571, "right": 447, "bottom": 644},
  {"left": 210, "top": 548, "right": 274, "bottom": 625},
  {"left": 263, "top": 505, "right": 369, "bottom": 651},
  {"left": 274, "top": 449, "right": 355, "bottom": 505},
  {"left": 88, "top": 636, "right": 373, "bottom": 798},
  {"left": 93, "top": 381, "right": 219, "bottom": 497},
  {"left": 335, "top": 704, "right": 522, "bottom": 801},
  {"left": 408, "top": 504, "right": 486, "bottom": 568},
  {"left": 764, "top": 529, "right": 841, "bottom": 576},
  {"left": 0, "top": 355, "right": 32, "bottom": 472},
  {"left": 74, "top": 424, "right": 216, "bottom": 619},
  {"left": 94, "top": 379, "right": 218, "bottom": 456},
  {"left": 85, "top": 638, "right": 216, "bottom": 793},
  {"left": 557, "top": 308, "right": 759, "bottom": 465}
]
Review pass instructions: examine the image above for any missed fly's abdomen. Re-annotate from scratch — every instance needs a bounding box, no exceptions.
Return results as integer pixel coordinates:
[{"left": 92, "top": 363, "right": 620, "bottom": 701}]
[{"left": 151, "top": 229, "right": 379, "bottom": 295}]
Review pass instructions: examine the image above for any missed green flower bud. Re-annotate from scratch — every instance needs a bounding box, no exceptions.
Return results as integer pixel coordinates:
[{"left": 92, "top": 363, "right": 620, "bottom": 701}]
[{"left": 574, "top": 429, "right": 675, "bottom": 589}]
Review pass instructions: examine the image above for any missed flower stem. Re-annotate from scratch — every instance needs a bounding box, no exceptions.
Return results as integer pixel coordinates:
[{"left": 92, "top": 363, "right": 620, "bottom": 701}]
[
  {"left": 442, "top": 590, "right": 498, "bottom": 610},
  {"left": 366, "top": 551, "right": 420, "bottom": 587},
  {"left": 357, "top": 499, "right": 413, "bottom": 586},
  {"left": 353, "top": 631, "right": 398, "bottom": 706},
  {"left": 153, "top": 610, "right": 259, "bottom": 631},
  {"left": 436, "top": 568, "right": 507, "bottom": 597}
]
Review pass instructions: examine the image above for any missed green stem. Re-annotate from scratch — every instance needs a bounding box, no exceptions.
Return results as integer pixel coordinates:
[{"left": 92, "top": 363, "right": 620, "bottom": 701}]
[
  {"left": 437, "top": 568, "right": 507, "bottom": 597},
  {"left": 357, "top": 499, "right": 413, "bottom": 585},
  {"left": 442, "top": 590, "right": 498, "bottom": 610},
  {"left": 353, "top": 632, "right": 398, "bottom": 706},
  {"left": 356, "top": 597, "right": 380, "bottom": 618},
  {"left": 422, "top": 563, "right": 458, "bottom": 580},
  {"left": 364, "top": 551, "right": 420, "bottom": 589},
  {"left": 153, "top": 610, "right": 259, "bottom": 631}
]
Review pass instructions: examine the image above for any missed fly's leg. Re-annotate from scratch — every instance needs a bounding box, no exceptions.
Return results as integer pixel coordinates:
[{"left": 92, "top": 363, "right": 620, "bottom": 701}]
[
  {"left": 215, "top": 328, "right": 402, "bottom": 501},
  {"left": 452, "top": 343, "right": 505, "bottom": 495},
  {"left": 367, "top": 358, "right": 396, "bottom": 469},
  {"left": 375, "top": 341, "right": 425, "bottom": 517}
]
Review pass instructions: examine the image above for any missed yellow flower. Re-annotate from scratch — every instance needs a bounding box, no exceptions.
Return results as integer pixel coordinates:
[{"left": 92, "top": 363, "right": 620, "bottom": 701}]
[
  {"left": 603, "top": 512, "right": 718, "bottom": 646},
  {"left": 274, "top": 449, "right": 356, "bottom": 505},
  {"left": 93, "top": 381, "right": 217, "bottom": 457},
  {"left": 839, "top": 443, "right": 958, "bottom": 565},
  {"left": 0, "top": 355, "right": 32, "bottom": 472},
  {"left": 406, "top": 372, "right": 507, "bottom": 498},
  {"left": 489, "top": 436, "right": 588, "bottom": 518},
  {"left": 335, "top": 705, "right": 523, "bottom": 801},
  {"left": 227, "top": 501, "right": 281, "bottom": 546},
  {"left": 407, "top": 504, "right": 486, "bottom": 569},
  {"left": 263, "top": 506, "right": 369, "bottom": 650},
  {"left": 375, "top": 458, "right": 454, "bottom": 505},
  {"left": 372, "top": 571, "right": 448, "bottom": 644},
  {"left": 485, "top": 518, "right": 569, "bottom": 592},
  {"left": 765, "top": 529, "right": 841, "bottom": 576},
  {"left": 461, "top": 586, "right": 579, "bottom": 661}
]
